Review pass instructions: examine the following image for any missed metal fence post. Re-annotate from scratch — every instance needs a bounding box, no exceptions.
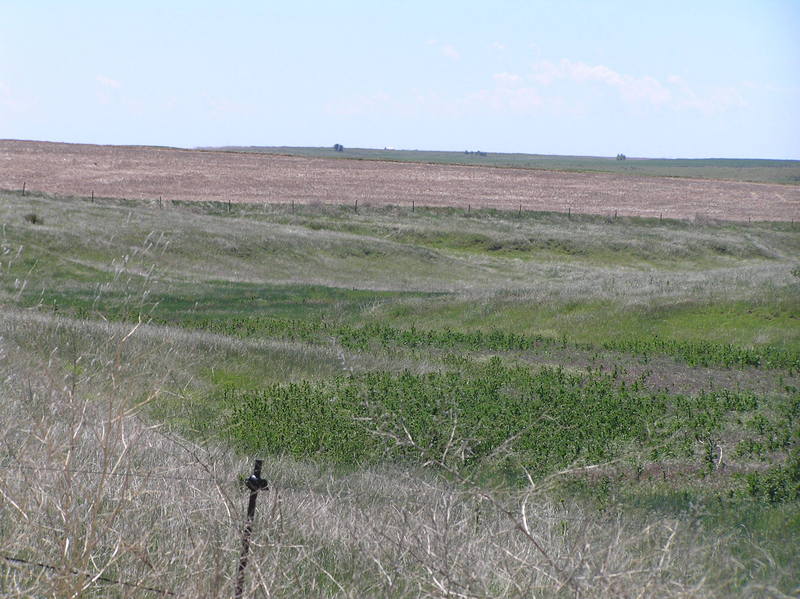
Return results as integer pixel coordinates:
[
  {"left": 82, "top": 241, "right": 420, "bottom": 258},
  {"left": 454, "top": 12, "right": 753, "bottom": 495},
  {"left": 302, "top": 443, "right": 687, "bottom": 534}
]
[{"left": 234, "top": 459, "right": 269, "bottom": 599}]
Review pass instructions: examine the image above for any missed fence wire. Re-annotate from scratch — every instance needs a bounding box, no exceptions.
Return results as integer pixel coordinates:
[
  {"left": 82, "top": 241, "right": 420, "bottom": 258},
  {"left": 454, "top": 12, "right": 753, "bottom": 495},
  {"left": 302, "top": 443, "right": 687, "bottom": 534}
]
[
  {"left": 0, "top": 463, "right": 226, "bottom": 485},
  {"left": 2, "top": 553, "right": 176, "bottom": 596}
]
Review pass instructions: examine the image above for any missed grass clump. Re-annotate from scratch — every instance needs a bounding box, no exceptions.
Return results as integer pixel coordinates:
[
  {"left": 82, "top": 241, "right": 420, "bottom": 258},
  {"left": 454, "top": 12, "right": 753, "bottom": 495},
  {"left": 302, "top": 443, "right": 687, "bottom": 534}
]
[{"left": 22, "top": 212, "right": 43, "bottom": 225}]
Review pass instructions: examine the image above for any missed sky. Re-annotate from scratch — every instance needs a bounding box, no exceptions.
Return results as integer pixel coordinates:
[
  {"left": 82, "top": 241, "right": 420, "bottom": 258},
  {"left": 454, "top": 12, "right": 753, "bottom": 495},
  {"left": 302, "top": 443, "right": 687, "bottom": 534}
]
[{"left": 1, "top": 1, "right": 799, "bottom": 159}]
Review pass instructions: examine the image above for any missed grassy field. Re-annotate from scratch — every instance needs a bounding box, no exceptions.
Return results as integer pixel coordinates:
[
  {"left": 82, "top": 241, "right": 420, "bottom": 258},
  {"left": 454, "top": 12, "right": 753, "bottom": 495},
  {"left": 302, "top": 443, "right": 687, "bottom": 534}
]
[
  {"left": 1, "top": 189, "right": 798, "bottom": 597},
  {"left": 211, "top": 146, "right": 800, "bottom": 185}
]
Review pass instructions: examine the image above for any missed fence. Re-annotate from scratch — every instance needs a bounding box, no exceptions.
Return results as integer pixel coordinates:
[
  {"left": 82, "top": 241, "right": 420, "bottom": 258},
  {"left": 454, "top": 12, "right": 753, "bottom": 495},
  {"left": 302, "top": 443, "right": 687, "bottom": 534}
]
[
  {"left": 0, "top": 459, "right": 269, "bottom": 598},
  {"left": 4, "top": 182, "right": 606, "bottom": 221},
  {"left": 8, "top": 179, "right": 798, "bottom": 226}
]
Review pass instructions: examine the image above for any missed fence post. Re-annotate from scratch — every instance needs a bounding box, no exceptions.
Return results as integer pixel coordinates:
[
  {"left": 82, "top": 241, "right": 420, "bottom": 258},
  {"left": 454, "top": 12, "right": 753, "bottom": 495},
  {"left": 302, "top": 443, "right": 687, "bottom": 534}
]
[
  {"left": 22, "top": 182, "right": 26, "bottom": 197},
  {"left": 234, "top": 459, "right": 269, "bottom": 599}
]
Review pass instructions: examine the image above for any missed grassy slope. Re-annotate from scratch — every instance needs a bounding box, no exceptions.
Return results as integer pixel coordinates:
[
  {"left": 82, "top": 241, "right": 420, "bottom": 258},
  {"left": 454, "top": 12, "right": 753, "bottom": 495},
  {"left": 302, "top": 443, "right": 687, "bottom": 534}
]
[
  {"left": 1, "top": 189, "right": 799, "bottom": 596},
  {"left": 209, "top": 145, "right": 800, "bottom": 184},
  {"left": 5, "top": 191, "right": 798, "bottom": 342}
]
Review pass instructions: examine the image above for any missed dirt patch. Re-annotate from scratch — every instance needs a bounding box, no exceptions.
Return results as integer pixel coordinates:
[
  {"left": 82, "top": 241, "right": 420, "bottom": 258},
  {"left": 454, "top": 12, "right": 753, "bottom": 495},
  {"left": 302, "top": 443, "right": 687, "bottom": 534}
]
[{"left": 2, "top": 140, "right": 798, "bottom": 221}]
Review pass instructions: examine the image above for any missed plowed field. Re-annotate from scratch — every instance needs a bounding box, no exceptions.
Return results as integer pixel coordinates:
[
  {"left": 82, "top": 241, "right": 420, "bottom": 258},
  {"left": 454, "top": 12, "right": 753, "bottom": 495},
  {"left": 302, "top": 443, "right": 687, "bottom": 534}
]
[{"left": 2, "top": 140, "right": 798, "bottom": 221}]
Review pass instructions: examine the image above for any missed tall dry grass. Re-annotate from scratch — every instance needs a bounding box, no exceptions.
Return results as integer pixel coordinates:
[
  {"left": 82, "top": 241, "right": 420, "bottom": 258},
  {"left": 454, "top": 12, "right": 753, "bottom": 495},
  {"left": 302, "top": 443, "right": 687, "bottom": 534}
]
[
  {"left": 1, "top": 193, "right": 794, "bottom": 597},
  {"left": 0, "top": 311, "right": 763, "bottom": 598},
  {"left": 3, "top": 192, "right": 797, "bottom": 298}
]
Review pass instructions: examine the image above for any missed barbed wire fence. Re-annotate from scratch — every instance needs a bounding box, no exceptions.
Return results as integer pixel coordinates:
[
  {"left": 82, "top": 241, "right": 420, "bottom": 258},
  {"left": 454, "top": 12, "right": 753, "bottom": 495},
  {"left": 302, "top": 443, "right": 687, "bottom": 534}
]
[
  {"left": 1, "top": 554, "right": 176, "bottom": 597},
  {"left": 0, "top": 458, "right": 269, "bottom": 598}
]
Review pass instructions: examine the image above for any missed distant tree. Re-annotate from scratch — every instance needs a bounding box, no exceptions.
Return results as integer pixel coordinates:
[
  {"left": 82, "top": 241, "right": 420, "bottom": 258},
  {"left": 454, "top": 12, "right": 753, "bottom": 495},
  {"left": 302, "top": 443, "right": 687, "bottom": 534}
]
[
  {"left": 616, "top": 153, "right": 626, "bottom": 161},
  {"left": 333, "top": 144, "right": 344, "bottom": 152}
]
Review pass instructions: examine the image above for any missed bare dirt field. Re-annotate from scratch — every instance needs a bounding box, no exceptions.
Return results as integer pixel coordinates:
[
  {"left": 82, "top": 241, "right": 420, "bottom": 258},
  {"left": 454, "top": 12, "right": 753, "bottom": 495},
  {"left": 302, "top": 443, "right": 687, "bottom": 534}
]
[{"left": 2, "top": 140, "right": 798, "bottom": 221}]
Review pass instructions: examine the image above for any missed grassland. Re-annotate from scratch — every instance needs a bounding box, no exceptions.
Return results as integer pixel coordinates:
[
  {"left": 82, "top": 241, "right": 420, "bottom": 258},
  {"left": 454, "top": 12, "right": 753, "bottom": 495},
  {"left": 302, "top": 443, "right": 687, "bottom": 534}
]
[
  {"left": 1, "top": 189, "right": 798, "bottom": 597},
  {"left": 213, "top": 146, "right": 800, "bottom": 185},
  {"left": 6, "top": 140, "right": 799, "bottom": 222}
]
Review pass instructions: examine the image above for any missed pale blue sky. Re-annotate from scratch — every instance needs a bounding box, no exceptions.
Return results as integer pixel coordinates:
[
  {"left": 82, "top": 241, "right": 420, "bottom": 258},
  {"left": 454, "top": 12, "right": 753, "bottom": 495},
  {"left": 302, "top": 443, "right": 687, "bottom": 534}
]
[{"left": 2, "top": 1, "right": 799, "bottom": 158}]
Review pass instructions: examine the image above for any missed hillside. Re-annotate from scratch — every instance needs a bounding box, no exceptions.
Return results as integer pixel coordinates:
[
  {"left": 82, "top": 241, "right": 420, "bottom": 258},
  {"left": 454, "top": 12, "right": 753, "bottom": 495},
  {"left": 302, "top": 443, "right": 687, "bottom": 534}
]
[{"left": 1, "top": 187, "right": 798, "bottom": 597}]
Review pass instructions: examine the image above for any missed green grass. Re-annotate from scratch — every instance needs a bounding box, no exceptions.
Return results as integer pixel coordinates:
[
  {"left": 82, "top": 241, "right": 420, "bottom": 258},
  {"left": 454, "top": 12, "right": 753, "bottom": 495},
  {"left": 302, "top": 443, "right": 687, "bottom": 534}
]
[
  {"left": 220, "top": 358, "right": 791, "bottom": 474},
  {"left": 156, "top": 315, "right": 798, "bottom": 371},
  {"left": 22, "top": 280, "right": 433, "bottom": 324},
  {"left": 3, "top": 190, "right": 797, "bottom": 366},
  {"left": 2, "top": 189, "right": 799, "bottom": 596},
  {"left": 4, "top": 190, "right": 797, "bottom": 368},
  {"left": 369, "top": 297, "right": 800, "bottom": 360}
]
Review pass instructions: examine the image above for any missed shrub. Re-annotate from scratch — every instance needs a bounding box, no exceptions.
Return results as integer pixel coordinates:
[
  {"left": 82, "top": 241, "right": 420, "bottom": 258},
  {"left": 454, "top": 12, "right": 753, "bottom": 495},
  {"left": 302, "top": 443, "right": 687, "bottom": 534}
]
[
  {"left": 23, "top": 212, "right": 44, "bottom": 225},
  {"left": 745, "top": 463, "right": 800, "bottom": 504}
]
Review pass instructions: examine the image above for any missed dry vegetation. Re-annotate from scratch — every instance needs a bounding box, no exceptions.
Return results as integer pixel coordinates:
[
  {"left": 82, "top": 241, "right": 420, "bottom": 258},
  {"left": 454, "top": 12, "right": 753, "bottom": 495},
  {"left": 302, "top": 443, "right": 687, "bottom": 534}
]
[
  {"left": 0, "top": 310, "right": 767, "bottom": 598},
  {"left": 0, "top": 165, "right": 798, "bottom": 597},
  {"left": 2, "top": 140, "right": 799, "bottom": 221}
]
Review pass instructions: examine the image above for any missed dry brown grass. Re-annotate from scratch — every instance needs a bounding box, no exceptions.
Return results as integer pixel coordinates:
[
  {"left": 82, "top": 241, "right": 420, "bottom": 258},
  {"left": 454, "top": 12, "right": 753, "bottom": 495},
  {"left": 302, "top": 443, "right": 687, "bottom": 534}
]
[
  {"left": 0, "top": 180, "right": 794, "bottom": 597},
  {"left": 0, "top": 310, "right": 769, "bottom": 598},
  {"left": 2, "top": 140, "right": 798, "bottom": 222}
]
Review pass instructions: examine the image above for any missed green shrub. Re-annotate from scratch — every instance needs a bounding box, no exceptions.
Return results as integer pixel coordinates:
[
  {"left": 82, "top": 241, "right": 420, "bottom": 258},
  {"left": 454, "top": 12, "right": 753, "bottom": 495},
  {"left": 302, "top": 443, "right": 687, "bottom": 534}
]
[
  {"left": 221, "top": 359, "right": 765, "bottom": 481},
  {"left": 745, "top": 440, "right": 800, "bottom": 504}
]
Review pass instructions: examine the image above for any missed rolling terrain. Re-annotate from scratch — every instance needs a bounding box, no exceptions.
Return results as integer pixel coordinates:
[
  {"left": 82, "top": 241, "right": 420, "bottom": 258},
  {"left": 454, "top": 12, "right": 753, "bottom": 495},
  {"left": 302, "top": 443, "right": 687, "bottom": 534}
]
[{"left": 0, "top": 143, "right": 798, "bottom": 597}]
